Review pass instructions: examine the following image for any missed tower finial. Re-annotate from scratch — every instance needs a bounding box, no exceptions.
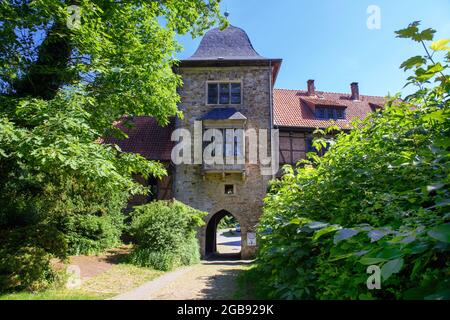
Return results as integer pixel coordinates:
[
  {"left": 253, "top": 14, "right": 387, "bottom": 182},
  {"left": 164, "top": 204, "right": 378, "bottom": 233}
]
[{"left": 224, "top": 10, "right": 229, "bottom": 18}]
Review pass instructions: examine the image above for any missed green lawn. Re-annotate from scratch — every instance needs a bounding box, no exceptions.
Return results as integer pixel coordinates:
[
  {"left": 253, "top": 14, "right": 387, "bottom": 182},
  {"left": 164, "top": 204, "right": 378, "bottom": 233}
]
[
  {"left": 0, "top": 264, "right": 163, "bottom": 300},
  {"left": 0, "top": 290, "right": 109, "bottom": 300}
]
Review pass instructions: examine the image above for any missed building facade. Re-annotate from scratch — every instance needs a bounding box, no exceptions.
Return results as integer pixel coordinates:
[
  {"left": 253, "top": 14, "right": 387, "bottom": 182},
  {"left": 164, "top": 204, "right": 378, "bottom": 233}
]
[{"left": 108, "top": 25, "right": 385, "bottom": 259}]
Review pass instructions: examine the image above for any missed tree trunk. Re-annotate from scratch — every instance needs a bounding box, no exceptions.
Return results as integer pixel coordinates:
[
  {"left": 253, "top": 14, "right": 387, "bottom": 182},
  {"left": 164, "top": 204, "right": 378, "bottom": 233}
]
[{"left": 13, "top": 20, "right": 73, "bottom": 100}]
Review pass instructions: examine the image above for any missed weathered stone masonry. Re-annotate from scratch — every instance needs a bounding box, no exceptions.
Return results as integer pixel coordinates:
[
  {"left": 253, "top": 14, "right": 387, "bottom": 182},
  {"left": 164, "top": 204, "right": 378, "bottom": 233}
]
[{"left": 175, "top": 66, "right": 273, "bottom": 259}]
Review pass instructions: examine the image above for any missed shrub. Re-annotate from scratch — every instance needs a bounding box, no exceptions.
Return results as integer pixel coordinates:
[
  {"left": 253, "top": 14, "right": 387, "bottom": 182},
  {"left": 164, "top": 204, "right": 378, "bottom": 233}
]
[
  {"left": 128, "top": 249, "right": 176, "bottom": 271},
  {"left": 0, "top": 224, "right": 67, "bottom": 291},
  {"left": 179, "top": 236, "right": 201, "bottom": 266},
  {"left": 255, "top": 217, "right": 449, "bottom": 299},
  {"left": 128, "top": 200, "right": 206, "bottom": 271},
  {"left": 57, "top": 212, "right": 123, "bottom": 255},
  {"left": 250, "top": 23, "right": 450, "bottom": 300}
]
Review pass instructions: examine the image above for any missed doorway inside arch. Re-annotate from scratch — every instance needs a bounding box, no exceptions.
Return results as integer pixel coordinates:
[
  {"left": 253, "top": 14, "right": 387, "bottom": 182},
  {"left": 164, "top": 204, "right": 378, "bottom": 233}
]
[{"left": 205, "top": 210, "right": 241, "bottom": 259}]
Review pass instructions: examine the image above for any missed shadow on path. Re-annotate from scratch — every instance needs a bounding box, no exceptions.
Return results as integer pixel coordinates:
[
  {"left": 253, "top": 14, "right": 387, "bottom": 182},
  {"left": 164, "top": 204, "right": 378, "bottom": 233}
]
[{"left": 197, "top": 261, "right": 251, "bottom": 300}]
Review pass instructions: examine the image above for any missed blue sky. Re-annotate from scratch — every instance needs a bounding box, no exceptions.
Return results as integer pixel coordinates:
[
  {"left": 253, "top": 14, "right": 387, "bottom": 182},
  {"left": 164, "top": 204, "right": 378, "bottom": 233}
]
[{"left": 176, "top": 0, "right": 450, "bottom": 97}]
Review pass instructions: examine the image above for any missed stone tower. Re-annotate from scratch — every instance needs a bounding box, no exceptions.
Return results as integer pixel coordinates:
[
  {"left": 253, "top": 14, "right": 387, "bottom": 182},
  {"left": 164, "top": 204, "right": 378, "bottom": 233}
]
[{"left": 174, "top": 25, "right": 282, "bottom": 259}]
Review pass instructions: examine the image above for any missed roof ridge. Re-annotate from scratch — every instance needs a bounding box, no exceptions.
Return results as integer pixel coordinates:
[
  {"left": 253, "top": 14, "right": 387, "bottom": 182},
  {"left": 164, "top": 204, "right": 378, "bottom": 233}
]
[{"left": 274, "top": 88, "right": 385, "bottom": 99}]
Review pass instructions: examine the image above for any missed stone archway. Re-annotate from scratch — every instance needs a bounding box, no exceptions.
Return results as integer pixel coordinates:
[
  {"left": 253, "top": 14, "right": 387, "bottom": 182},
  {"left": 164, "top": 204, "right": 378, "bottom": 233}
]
[{"left": 205, "top": 210, "right": 241, "bottom": 258}]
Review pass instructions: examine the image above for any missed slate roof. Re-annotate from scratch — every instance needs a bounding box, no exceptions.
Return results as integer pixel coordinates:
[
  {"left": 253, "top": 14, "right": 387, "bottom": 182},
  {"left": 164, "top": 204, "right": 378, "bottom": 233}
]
[
  {"left": 199, "top": 108, "right": 247, "bottom": 120},
  {"left": 188, "top": 25, "right": 266, "bottom": 61},
  {"left": 273, "top": 89, "right": 386, "bottom": 129},
  {"left": 103, "top": 117, "right": 174, "bottom": 161}
]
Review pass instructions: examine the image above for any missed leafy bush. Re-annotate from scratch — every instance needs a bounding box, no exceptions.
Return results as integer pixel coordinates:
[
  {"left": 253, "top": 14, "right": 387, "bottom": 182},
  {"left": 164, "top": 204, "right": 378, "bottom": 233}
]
[
  {"left": 57, "top": 213, "right": 123, "bottom": 255},
  {"left": 250, "top": 23, "right": 450, "bottom": 300},
  {"left": 255, "top": 217, "right": 449, "bottom": 299},
  {"left": 128, "top": 249, "right": 176, "bottom": 271},
  {"left": 128, "top": 200, "right": 206, "bottom": 270},
  {"left": 0, "top": 224, "right": 67, "bottom": 291}
]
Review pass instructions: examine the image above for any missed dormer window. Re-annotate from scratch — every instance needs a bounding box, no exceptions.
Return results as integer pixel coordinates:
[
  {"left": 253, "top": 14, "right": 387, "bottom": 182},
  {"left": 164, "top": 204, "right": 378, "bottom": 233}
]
[
  {"left": 315, "top": 107, "right": 345, "bottom": 120},
  {"left": 207, "top": 82, "right": 241, "bottom": 105}
]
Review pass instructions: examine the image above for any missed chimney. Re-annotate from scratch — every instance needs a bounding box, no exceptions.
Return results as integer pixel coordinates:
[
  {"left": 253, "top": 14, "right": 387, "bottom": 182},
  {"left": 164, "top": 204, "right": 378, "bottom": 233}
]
[
  {"left": 350, "top": 82, "right": 359, "bottom": 100},
  {"left": 307, "top": 79, "right": 315, "bottom": 96}
]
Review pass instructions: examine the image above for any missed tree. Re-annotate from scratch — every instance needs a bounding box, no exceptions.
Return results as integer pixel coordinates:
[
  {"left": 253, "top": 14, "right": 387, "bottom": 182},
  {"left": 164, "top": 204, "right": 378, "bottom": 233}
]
[
  {"left": 0, "top": 0, "right": 226, "bottom": 290},
  {"left": 251, "top": 22, "right": 449, "bottom": 300}
]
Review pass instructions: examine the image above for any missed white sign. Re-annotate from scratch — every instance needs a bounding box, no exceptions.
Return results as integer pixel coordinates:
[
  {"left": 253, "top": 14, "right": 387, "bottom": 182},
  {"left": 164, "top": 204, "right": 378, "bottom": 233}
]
[{"left": 247, "top": 232, "right": 257, "bottom": 246}]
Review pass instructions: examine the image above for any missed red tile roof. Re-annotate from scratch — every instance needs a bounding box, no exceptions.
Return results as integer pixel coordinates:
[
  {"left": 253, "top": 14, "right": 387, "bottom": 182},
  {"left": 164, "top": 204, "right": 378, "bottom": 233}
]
[
  {"left": 273, "top": 89, "right": 386, "bottom": 129},
  {"left": 103, "top": 116, "right": 175, "bottom": 161}
]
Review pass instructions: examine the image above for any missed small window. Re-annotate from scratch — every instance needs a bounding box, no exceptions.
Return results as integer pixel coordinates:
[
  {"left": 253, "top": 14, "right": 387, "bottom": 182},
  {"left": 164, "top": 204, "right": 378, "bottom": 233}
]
[
  {"left": 327, "top": 108, "right": 334, "bottom": 119},
  {"left": 316, "top": 107, "right": 326, "bottom": 119},
  {"left": 234, "top": 135, "right": 239, "bottom": 157},
  {"left": 208, "top": 83, "right": 218, "bottom": 104},
  {"left": 315, "top": 107, "right": 345, "bottom": 120},
  {"left": 207, "top": 82, "right": 241, "bottom": 105},
  {"left": 230, "top": 83, "right": 241, "bottom": 104},
  {"left": 336, "top": 109, "right": 345, "bottom": 119},
  {"left": 225, "top": 184, "right": 234, "bottom": 195},
  {"left": 219, "top": 83, "right": 230, "bottom": 104}
]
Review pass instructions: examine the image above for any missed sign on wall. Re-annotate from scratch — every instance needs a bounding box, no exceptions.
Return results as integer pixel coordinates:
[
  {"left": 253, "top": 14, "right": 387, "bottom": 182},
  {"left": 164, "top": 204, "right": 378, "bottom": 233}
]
[{"left": 247, "top": 232, "right": 257, "bottom": 246}]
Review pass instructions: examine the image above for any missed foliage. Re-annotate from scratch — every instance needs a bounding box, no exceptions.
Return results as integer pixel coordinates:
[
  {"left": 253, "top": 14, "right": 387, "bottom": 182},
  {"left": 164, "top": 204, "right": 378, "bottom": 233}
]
[
  {"left": 128, "top": 200, "right": 206, "bottom": 271},
  {"left": 0, "top": 0, "right": 225, "bottom": 291},
  {"left": 251, "top": 22, "right": 450, "bottom": 300},
  {"left": 56, "top": 210, "right": 123, "bottom": 255},
  {"left": 0, "top": 224, "right": 67, "bottom": 291},
  {"left": 217, "top": 215, "right": 238, "bottom": 230}
]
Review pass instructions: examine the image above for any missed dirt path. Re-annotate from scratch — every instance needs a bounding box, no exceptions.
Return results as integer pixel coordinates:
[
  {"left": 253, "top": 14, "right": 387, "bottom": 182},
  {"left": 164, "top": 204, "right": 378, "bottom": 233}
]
[
  {"left": 113, "top": 259, "right": 252, "bottom": 300},
  {"left": 66, "top": 246, "right": 130, "bottom": 280}
]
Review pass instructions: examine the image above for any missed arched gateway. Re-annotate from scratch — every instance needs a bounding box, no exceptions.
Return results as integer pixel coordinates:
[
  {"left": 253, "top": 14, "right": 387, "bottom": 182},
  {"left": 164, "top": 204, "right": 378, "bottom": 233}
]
[{"left": 205, "top": 210, "right": 241, "bottom": 257}]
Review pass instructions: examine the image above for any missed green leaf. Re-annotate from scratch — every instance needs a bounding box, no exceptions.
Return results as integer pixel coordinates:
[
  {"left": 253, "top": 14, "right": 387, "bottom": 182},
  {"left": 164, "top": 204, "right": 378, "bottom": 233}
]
[
  {"left": 425, "top": 289, "right": 450, "bottom": 300},
  {"left": 359, "top": 257, "right": 386, "bottom": 265},
  {"left": 400, "top": 56, "right": 426, "bottom": 71},
  {"left": 381, "top": 258, "right": 404, "bottom": 281},
  {"left": 427, "top": 63, "right": 444, "bottom": 74},
  {"left": 419, "top": 28, "right": 436, "bottom": 41},
  {"left": 430, "top": 38, "right": 450, "bottom": 51},
  {"left": 395, "top": 21, "right": 420, "bottom": 40},
  {"left": 312, "top": 225, "right": 341, "bottom": 241},
  {"left": 395, "top": 22, "right": 436, "bottom": 42},
  {"left": 427, "top": 183, "right": 444, "bottom": 192},
  {"left": 427, "top": 224, "right": 450, "bottom": 243},
  {"left": 289, "top": 217, "right": 309, "bottom": 225},
  {"left": 334, "top": 228, "right": 359, "bottom": 244},
  {"left": 377, "top": 247, "right": 403, "bottom": 260}
]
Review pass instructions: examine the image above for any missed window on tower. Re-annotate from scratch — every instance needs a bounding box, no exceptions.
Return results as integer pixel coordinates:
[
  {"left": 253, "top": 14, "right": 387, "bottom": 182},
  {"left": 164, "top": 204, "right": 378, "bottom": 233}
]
[{"left": 207, "top": 82, "right": 241, "bottom": 105}]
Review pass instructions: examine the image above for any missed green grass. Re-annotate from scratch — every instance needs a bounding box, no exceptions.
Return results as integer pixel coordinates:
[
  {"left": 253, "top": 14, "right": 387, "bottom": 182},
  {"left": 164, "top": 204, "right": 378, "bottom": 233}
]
[
  {"left": 0, "top": 263, "right": 163, "bottom": 300},
  {"left": 233, "top": 263, "right": 271, "bottom": 300},
  {"left": 0, "top": 290, "right": 109, "bottom": 300},
  {"left": 81, "top": 264, "right": 163, "bottom": 296}
]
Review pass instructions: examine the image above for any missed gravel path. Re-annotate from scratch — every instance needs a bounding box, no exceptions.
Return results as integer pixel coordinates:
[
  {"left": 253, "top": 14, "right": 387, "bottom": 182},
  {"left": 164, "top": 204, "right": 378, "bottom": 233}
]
[{"left": 113, "top": 259, "right": 252, "bottom": 300}]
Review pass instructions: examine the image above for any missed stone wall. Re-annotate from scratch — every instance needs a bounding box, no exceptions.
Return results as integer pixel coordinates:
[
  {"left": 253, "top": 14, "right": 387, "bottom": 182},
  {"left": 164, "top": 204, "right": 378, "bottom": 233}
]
[{"left": 174, "top": 66, "right": 274, "bottom": 259}]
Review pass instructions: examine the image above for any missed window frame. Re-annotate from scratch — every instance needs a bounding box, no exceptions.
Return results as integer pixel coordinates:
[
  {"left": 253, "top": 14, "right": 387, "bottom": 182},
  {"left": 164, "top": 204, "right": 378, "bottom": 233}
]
[
  {"left": 315, "top": 107, "right": 346, "bottom": 120},
  {"left": 203, "top": 127, "right": 245, "bottom": 163},
  {"left": 206, "top": 81, "right": 243, "bottom": 106},
  {"left": 224, "top": 184, "right": 235, "bottom": 195}
]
